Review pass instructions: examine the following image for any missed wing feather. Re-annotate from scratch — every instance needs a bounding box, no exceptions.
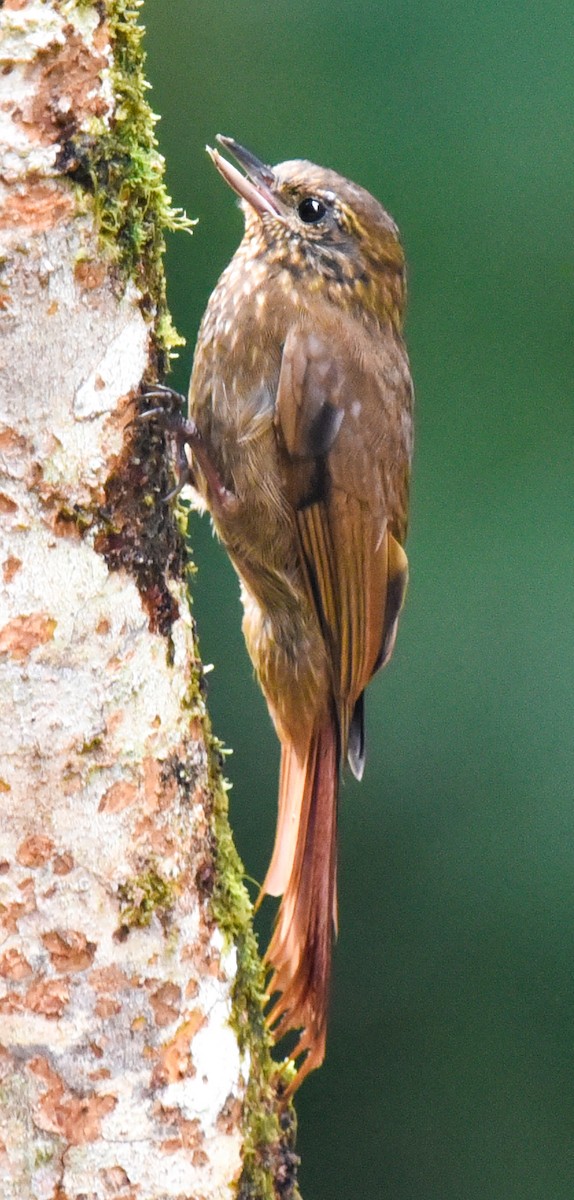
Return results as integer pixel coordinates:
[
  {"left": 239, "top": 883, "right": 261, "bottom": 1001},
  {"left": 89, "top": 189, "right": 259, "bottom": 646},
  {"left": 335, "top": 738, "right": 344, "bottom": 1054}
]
[{"left": 275, "top": 319, "right": 411, "bottom": 762}]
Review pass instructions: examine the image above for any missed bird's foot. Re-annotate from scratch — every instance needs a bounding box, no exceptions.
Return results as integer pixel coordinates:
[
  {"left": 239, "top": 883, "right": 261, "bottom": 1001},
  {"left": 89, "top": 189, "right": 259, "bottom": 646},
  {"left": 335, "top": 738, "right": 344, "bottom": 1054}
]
[{"left": 137, "top": 385, "right": 237, "bottom": 511}]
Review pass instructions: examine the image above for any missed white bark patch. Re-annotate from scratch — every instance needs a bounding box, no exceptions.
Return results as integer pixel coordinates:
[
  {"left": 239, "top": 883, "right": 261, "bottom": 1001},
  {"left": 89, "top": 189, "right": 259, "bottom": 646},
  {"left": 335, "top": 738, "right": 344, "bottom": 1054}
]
[
  {"left": 74, "top": 315, "right": 149, "bottom": 420},
  {"left": 0, "top": 226, "right": 151, "bottom": 504}
]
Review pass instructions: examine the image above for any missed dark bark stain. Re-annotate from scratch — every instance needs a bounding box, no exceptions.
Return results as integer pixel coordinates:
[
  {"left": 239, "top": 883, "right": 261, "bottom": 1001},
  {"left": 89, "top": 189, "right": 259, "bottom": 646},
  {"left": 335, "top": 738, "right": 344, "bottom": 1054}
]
[{"left": 94, "top": 395, "right": 186, "bottom": 638}]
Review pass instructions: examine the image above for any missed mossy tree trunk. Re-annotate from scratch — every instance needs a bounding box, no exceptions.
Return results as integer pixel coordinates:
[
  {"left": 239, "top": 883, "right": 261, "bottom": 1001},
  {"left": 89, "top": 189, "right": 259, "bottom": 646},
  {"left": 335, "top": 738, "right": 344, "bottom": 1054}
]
[{"left": 0, "top": 2, "right": 298, "bottom": 1197}]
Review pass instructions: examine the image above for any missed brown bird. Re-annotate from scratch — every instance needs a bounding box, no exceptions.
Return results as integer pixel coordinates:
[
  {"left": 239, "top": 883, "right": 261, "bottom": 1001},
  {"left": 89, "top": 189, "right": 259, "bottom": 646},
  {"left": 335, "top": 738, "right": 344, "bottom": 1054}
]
[{"left": 149, "top": 136, "right": 413, "bottom": 1090}]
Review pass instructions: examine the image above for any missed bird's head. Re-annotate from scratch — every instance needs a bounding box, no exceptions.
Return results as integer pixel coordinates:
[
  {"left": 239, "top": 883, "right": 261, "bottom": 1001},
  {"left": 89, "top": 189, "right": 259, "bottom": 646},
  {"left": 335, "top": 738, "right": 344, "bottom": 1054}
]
[{"left": 208, "top": 135, "right": 406, "bottom": 329}]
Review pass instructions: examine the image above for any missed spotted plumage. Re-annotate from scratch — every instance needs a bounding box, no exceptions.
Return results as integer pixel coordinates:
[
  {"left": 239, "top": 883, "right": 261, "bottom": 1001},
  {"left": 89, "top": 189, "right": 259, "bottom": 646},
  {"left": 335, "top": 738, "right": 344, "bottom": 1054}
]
[{"left": 187, "top": 137, "right": 413, "bottom": 1090}]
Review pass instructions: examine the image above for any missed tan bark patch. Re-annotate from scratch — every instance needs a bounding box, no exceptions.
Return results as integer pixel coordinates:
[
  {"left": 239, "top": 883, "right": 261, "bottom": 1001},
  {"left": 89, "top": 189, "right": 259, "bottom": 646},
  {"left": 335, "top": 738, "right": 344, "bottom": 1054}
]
[
  {"left": 53, "top": 852, "right": 74, "bottom": 875},
  {"left": 151, "top": 1012, "right": 205, "bottom": 1087},
  {"left": 28, "top": 26, "right": 109, "bottom": 144},
  {"left": 1, "top": 905, "right": 24, "bottom": 935},
  {"left": 158, "top": 1113, "right": 203, "bottom": 1157},
  {"left": 217, "top": 1094, "right": 244, "bottom": 1135},
  {"left": 98, "top": 780, "right": 137, "bottom": 813},
  {"left": 0, "top": 948, "right": 33, "bottom": 980},
  {"left": 1, "top": 878, "right": 36, "bottom": 933},
  {"left": 50, "top": 510, "right": 83, "bottom": 540},
  {"left": 42, "top": 930, "right": 96, "bottom": 973},
  {"left": 185, "top": 977, "right": 200, "bottom": 1000},
  {"left": 205, "top": 950, "right": 227, "bottom": 980},
  {"left": 0, "top": 184, "right": 74, "bottom": 233},
  {"left": 150, "top": 982, "right": 181, "bottom": 1027},
  {"left": 74, "top": 259, "right": 107, "bottom": 290},
  {"left": 92, "top": 19, "right": 110, "bottom": 53},
  {"left": 89, "top": 1066, "right": 111, "bottom": 1081},
  {"left": 0, "top": 613, "right": 57, "bottom": 660},
  {"left": 132, "top": 814, "right": 176, "bottom": 858},
  {"left": 0, "top": 493, "right": 18, "bottom": 514},
  {"left": 98, "top": 1165, "right": 131, "bottom": 1194},
  {"left": 2, "top": 554, "right": 22, "bottom": 582},
  {"left": 0, "top": 428, "right": 26, "bottom": 454},
  {"left": 17, "top": 834, "right": 54, "bottom": 868},
  {"left": 29, "top": 1056, "right": 117, "bottom": 1144},
  {"left": 0, "top": 993, "right": 25, "bottom": 1015},
  {"left": 95, "top": 996, "right": 121, "bottom": 1018},
  {"left": 161, "top": 1136, "right": 209, "bottom": 1164},
  {"left": 89, "top": 965, "right": 130, "bottom": 993},
  {"left": 142, "top": 755, "right": 163, "bottom": 810},
  {"left": 25, "top": 977, "right": 70, "bottom": 1018}
]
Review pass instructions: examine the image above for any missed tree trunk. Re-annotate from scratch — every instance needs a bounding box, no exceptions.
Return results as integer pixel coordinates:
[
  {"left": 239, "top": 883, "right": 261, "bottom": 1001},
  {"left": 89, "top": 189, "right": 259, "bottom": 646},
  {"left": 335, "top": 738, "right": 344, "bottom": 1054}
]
[{"left": 0, "top": 2, "right": 298, "bottom": 1197}]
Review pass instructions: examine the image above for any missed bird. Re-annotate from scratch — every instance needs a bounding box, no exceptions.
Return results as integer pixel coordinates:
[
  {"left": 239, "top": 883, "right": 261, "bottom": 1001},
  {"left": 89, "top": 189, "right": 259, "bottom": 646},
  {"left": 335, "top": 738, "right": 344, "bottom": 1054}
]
[{"left": 147, "top": 135, "right": 413, "bottom": 1091}]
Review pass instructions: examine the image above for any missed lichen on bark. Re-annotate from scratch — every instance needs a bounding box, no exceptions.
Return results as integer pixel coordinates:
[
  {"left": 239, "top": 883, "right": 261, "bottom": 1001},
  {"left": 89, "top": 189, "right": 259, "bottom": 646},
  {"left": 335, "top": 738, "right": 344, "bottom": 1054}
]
[{"left": 57, "top": 0, "right": 194, "bottom": 370}]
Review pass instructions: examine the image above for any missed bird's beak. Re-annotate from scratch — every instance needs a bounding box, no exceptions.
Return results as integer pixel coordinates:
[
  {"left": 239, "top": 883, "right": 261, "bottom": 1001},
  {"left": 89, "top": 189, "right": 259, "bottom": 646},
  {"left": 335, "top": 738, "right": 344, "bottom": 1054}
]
[{"left": 207, "top": 135, "right": 285, "bottom": 221}]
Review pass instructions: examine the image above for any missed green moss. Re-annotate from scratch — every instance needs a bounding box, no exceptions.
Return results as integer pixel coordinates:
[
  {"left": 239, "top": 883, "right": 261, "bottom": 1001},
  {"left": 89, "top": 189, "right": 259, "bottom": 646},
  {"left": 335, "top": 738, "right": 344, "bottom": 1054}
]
[
  {"left": 117, "top": 863, "right": 178, "bottom": 929},
  {"left": 61, "top": 0, "right": 194, "bottom": 369},
  {"left": 33, "top": 1147, "right": 54, "bottom": 1168},
  {"left": 54, "top": 504, "right": 96, "bottom": 535},
  {"left": 79, "top": 735, "right": 103, "bottom": 753}
]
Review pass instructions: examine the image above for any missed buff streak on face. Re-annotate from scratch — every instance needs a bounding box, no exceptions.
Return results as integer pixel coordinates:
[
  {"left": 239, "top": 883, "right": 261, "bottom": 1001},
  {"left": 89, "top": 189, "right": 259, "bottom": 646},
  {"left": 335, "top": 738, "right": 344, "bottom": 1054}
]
[{"left": 157, "top": 136, "right": 413, "bottom": 1091}]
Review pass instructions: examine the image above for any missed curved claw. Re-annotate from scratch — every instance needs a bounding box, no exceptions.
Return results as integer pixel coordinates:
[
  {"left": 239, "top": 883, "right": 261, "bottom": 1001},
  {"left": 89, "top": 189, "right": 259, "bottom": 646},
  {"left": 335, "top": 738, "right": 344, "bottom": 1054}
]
[
  {"left": 130, "top": 388, "right": 192, "bottom": 499},
  {"left": 126, "top": 406, "right": 165, "bottom": 431},
  {"left": 141, "top": 382, "right": 186, "bottom": 401},
  {"left": 161, "top": 469, "right": 194, "bottom": 504},
  {"left": 140, "top": 386, "right": 186, "bottom": 408},
  {"left": 133, "top": 397, "right": 238, "bottom": 515}
]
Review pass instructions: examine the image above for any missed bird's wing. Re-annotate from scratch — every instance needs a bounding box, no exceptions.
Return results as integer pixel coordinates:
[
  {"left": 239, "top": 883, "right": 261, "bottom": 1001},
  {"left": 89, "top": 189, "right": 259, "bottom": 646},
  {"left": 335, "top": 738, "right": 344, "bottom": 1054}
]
[{"left": 274, "top": 320, "right": 412, "bottom": 766}]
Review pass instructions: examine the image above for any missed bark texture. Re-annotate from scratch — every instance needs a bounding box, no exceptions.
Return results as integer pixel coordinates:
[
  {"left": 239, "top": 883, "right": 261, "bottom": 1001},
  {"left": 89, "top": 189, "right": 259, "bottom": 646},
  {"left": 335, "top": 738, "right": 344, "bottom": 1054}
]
[{"left": 0, "top": 4, "right": 298, "bottom": 1199}]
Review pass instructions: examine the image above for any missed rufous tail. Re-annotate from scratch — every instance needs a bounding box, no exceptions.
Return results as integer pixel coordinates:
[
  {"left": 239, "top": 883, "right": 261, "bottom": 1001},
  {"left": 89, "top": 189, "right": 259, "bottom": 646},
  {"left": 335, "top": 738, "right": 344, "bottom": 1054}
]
[{"left": 260, "top": 715, "right": 339, "bottom": 1092}]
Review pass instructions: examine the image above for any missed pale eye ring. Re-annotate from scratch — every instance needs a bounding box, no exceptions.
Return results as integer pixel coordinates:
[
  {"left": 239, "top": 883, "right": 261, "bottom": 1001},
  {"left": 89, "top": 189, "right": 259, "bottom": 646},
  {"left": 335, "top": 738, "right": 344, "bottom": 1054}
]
[{"left": 297, "top": 197, "right": 327, "bottom": 223}]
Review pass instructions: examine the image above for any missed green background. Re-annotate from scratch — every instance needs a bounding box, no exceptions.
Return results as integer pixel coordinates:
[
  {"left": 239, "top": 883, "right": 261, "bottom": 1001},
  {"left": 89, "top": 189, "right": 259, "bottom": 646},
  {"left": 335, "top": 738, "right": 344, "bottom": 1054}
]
[{"left": 143, "top": 2, "right": 573, "bottom": 1196}]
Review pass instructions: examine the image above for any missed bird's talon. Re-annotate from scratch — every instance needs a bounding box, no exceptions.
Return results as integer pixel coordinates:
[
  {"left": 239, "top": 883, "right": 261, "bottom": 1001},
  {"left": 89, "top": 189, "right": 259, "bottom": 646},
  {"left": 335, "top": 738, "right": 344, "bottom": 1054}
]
[
  {"left": 141, "top": 382, "right": 187, "bottom": 408},
  {"left": 129, "top": 406, "right": 166, "bottom": 429},
  {"left": 134, "top": 389, "right": 238, "bottom": 513},
  {"left": 161, "top": 476, "right": 193, "bottom": 504}
]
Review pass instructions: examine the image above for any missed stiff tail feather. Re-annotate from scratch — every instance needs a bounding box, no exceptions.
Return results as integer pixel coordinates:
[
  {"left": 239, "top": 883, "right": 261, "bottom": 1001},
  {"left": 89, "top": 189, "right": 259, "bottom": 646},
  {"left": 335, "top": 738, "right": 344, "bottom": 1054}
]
[{"left": 260, "top": 715, "right": 339, "bottom": 1092}]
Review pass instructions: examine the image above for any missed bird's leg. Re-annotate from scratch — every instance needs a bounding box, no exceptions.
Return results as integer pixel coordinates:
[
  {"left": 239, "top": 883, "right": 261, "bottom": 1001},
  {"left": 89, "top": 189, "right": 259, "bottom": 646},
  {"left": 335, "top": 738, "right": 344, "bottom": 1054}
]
[{"left": 138, "top": 386, "right": 237, "bottom": 512}]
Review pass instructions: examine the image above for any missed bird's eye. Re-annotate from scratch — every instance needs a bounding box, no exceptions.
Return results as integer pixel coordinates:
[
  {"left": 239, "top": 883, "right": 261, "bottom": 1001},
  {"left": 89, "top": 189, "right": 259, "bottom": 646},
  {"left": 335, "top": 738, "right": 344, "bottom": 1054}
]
[{"left": 297, "top": 197, "right": 327, "bottom": 223}]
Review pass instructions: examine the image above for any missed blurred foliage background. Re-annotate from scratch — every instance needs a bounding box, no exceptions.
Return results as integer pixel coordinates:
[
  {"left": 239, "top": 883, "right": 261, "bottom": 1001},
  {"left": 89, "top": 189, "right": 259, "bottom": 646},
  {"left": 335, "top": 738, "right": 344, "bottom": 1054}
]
[{"left": 143, "top": 1, "right": 573, "bottom": 1196}]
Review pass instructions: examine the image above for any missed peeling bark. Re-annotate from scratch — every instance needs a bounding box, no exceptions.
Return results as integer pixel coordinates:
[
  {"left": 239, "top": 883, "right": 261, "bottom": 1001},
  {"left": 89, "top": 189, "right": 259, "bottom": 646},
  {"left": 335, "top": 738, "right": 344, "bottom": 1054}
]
[{"left": 0, "top": 4, "right": 298, "bottom": 1199}]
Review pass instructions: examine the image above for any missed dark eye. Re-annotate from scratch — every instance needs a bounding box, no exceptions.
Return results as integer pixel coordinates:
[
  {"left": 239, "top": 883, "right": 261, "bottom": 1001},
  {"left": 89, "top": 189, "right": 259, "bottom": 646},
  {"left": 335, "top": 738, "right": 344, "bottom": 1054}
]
[{"left": 297, "top": 197, "right": 327, "bottom": 223}]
